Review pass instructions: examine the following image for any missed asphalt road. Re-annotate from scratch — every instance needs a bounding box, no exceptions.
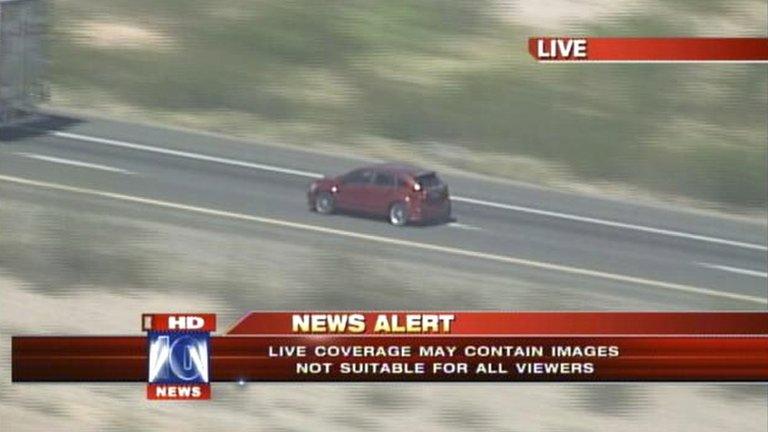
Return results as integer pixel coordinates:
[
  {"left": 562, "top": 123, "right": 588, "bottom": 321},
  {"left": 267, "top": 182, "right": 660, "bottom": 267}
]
[{"left": 1, "top": 114, "right": 766, "bottom": 307}]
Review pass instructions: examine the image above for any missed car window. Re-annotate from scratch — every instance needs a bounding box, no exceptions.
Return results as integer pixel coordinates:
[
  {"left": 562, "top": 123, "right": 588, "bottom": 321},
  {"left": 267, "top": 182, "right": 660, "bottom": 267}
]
[
  {"left": 415, "top": 172, "right": 443, "bottom": 189},
  {"left": 373, "top": 172, "right": 395, "bottom": 187},
  {"left": 343, "top": 169, "right": 374, "bottom": 185}
]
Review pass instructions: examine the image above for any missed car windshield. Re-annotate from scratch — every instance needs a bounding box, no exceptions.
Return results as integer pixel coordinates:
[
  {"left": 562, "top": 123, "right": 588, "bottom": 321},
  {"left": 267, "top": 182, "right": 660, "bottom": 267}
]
[{"left": 415, "top": 173, "right": 443, "bottom": 189}]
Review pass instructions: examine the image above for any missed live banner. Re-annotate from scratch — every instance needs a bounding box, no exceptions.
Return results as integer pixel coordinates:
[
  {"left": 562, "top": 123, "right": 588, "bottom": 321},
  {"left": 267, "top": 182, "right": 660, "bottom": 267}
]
[{"left": 528, "top": 38, "right": 768, "bottom": 62}]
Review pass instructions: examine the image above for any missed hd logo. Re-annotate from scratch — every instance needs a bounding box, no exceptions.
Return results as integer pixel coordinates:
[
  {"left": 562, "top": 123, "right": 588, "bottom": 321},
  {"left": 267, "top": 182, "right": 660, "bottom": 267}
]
[{"left": 143, "top": 314, "right": 215, "bottom": 400}]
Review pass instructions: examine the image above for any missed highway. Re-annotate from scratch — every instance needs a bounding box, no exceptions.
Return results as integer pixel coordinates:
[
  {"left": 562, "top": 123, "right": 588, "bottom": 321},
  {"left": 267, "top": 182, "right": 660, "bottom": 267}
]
[{"left": 1, "top": 113, "right": 766, "bottom": 308}]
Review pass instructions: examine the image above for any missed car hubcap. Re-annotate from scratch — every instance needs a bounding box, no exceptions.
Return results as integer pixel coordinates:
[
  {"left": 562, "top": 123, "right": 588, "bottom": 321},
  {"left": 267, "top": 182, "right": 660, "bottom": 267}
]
[
  {"left": 316, "top": 196, "right": 332, "bottom": 213},
  {"left": 390, "top": 206, "right": 405, "bottom": 225}
]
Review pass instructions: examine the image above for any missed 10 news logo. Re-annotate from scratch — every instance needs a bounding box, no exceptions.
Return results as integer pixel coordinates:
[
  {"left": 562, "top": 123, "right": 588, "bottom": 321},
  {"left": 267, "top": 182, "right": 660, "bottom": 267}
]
[{"left": 143, "top": 314, "right": 216, "bottom": 400}]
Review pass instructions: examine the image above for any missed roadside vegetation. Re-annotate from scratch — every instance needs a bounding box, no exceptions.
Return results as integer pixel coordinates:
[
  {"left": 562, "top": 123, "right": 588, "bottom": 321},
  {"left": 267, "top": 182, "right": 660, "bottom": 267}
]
[{"left": 48, "top": 0, "right": 767, "bottom": 210}]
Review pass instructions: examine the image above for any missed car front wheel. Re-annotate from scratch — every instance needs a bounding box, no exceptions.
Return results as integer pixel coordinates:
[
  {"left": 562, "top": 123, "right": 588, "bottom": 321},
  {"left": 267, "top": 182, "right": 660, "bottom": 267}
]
[
  {"left": 314, "top": 192, "right": 335, "bottom": 214},
  {"left": 388, "top": 202, "right": 408, "bottom": 226}
]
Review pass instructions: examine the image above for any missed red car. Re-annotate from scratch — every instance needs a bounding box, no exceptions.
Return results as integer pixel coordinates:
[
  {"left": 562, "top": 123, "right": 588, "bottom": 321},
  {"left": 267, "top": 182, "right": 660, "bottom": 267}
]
[{"left": 308, "top": 163, "right": 452, "bottom": 226}]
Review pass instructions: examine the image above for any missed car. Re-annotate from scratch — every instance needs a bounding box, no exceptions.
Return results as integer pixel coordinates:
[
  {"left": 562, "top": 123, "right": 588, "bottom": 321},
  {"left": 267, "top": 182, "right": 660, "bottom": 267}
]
[{"left": 307, "top": 163, "right": 452, "bottom": 226}]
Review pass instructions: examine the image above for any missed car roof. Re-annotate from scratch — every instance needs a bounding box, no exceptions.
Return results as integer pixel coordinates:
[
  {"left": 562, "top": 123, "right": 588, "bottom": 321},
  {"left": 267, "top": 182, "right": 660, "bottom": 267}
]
[{"left": 358, "top": 162, "right": 431, "bottom": 177}]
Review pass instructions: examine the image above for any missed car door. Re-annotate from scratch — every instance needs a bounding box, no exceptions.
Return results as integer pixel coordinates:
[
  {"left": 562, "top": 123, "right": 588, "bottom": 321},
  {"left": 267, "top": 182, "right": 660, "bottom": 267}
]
[
  {"left": 335, "top": 169, "right": 374, "bottom": 212},
  {"left": 368, "top": 171, "right": 397, "bottom": 215}
]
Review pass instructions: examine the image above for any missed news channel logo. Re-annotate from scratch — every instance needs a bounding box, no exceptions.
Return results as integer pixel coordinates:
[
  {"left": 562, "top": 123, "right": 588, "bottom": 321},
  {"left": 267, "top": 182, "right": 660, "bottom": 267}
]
[
  {"left": 143, "top": 313, "right": 215, "bottom": 399},
  {"left": 147, "top": 332, "right": 210, "bottom": 384}
]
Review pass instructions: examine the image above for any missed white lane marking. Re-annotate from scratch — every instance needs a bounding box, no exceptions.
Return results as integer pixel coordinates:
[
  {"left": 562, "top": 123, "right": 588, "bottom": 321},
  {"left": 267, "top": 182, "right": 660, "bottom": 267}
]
[
  {"left": 16, "top": 152, "right": 133, "bottom": 175},
  {"left": 452, "top": 196, "right": 767, "bottom": 251},
  {"left": 698, "top": 262, "right": 768, "bottom": 279},
  {"left": 48, "top": 130, "right": 766, "bottom": 252},
  {"left": 49, "top": 130, "right": 325, "bottom": 179},
  {"left": 1, "top": 174, "right": 765, "bottom": 305},
  {"left": 448, "top": 222, "right": 482, "bottom": 231}
]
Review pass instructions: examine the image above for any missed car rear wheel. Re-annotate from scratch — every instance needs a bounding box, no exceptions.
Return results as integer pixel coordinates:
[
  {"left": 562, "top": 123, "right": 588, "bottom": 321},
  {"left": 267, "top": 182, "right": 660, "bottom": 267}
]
[
  {"left": 315, "top": 192, "right": 335, "bottom": 214},
  {"left": 388, "top": 202, "right": 408, "bottom": 226}
]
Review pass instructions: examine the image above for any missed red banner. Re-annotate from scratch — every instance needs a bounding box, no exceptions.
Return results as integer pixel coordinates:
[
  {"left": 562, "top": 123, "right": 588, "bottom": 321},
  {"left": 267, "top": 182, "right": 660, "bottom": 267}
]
[
  {"left": 11, "top": 312, "right": 768, "bottom": 383},
  {"left": 528, "top": 38, "right": 768, "bottom": 62},
  {"left": 227, "top": 312, "right": 768, "bottom": 335},
  {"left": 12, "top": 335, "right": 768, "bottom": 382}
]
